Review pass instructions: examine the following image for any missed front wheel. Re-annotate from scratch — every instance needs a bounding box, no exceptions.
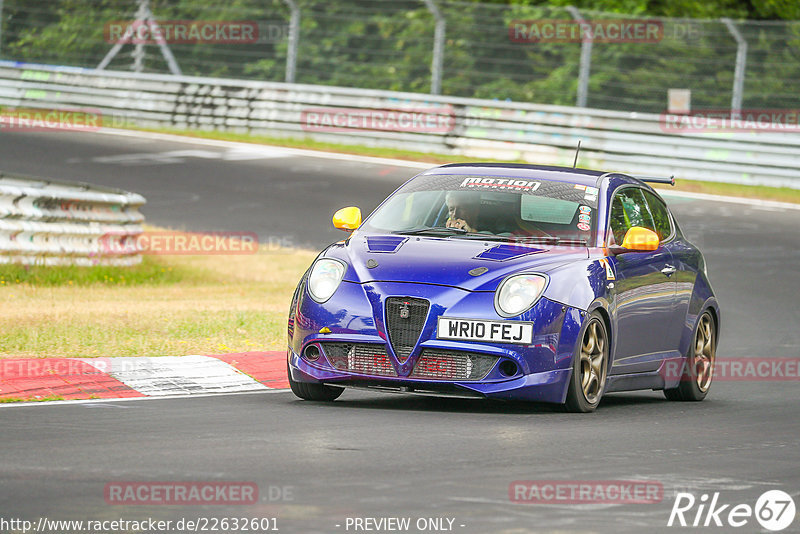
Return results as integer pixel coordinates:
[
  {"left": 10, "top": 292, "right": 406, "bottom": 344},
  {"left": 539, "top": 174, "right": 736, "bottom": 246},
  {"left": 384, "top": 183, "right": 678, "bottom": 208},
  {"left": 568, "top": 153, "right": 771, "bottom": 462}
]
[
  {"left": 564, "top": 311, "right": 609, "bottom": 413},
  {"left": 664, "top": 311, "right": 715, "bottom": 402},
  {"left": 288, "top": 364, "right": 344, "bottom": 401}
]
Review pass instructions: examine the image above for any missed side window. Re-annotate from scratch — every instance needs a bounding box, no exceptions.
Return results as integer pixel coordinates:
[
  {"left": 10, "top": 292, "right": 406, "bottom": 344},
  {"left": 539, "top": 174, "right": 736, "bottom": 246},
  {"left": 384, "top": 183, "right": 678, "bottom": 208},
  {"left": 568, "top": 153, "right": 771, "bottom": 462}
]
[
  {"left": 609, "top": 188, "right": 653, "bottom": 244},
  {"left": 609, "top": 195, "right": 628, "bottom": 244},
  {"left": 642, "top": 190, "right": 673, "bottom": 241}
]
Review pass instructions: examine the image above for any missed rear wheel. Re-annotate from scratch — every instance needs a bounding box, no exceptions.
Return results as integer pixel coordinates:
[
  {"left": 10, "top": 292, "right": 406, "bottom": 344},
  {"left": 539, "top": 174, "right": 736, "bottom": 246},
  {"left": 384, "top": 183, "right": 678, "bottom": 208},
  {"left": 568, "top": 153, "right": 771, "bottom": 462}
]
[
  {"left": 664, "top": 311, "right": 715, "bottom": 402},
  {"left": 564, "top": 311, "right": 609, "bottom": 413},
  {"left": 288, "top": 363, "right": 344, "bottom": 401}
]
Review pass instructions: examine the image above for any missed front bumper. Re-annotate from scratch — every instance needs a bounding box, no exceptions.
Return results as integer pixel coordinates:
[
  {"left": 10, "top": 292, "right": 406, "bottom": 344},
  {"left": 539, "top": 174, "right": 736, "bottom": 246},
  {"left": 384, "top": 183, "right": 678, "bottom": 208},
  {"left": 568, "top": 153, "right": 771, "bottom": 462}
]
[
  {"left": 289, "top": 349, "right": 573, "bottom": 403},
  {"left": 288, "top": 281, "right": 585, "bottom": 404}
]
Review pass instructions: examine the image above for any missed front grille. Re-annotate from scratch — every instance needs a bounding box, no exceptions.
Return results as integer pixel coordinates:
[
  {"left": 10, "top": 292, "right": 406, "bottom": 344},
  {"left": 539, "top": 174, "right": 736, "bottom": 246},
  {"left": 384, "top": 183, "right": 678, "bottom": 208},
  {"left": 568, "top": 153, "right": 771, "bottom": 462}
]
[
  {"left": 320, "top": 343, "right": 397, "bottom": 377},
  {"left": 410, "top": 349, "right": 499, "bottom": 381},
  {"left": 385, "top": 297, "right": 429, "bottom": 362}
]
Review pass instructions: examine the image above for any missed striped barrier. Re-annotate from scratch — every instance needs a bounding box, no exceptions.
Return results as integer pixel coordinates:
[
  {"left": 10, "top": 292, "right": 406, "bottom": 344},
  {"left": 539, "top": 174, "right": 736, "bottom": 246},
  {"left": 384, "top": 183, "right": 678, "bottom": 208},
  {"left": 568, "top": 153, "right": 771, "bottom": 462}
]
[
  {"left": 0, "top": 172, "right": 146, "bottom": 266},
  {"left": 1, "top": 61, "right": 799, "bottom": 189}
]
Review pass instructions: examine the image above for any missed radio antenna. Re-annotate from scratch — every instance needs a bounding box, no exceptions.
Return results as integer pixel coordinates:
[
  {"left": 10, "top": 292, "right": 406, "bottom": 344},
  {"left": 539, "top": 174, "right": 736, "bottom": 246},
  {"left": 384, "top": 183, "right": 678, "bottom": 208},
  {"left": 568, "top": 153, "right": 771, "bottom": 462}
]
[{"left": 573, "top": 140, "right": 581, "bottom": 168}]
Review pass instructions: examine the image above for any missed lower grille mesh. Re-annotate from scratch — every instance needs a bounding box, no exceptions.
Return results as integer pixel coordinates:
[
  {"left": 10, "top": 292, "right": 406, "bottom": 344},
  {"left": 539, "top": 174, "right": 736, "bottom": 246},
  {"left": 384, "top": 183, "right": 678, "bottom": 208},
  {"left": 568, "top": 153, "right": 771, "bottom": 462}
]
[
  {"left": 321, "top": 343, "right": 397, "bottom": 377},
  {"left": 410, "top": 349, "right": 499, "bottom": 381},
  {"left": 320, "top": 344, "right": 499, "bottom": 381}
]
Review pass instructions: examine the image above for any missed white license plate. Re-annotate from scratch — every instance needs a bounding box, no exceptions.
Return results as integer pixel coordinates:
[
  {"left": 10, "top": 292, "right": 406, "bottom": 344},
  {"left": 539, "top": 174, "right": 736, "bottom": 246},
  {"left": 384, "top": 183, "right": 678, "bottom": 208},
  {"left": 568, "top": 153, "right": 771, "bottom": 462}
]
[{"left": 437, "top": 317, "right": 533, "bottom": 345}]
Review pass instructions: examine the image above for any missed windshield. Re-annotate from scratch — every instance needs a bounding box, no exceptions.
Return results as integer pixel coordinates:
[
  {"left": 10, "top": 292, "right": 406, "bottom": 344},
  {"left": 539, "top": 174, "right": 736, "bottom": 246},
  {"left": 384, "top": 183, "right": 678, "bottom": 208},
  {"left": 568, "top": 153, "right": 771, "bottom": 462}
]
[{"left": 363, "top": 175, "right": 598, "bottom": 243}]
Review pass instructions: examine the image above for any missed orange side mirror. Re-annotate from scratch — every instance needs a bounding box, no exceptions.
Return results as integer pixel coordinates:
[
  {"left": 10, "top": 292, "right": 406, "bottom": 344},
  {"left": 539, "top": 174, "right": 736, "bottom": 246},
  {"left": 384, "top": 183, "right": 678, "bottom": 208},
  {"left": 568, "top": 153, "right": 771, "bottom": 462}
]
[
  {"left": 332, "top": 206, "right": 362, "bottom": 231},
  {"left": 620, "top": 226, "right": 660, "bottom": 252}
]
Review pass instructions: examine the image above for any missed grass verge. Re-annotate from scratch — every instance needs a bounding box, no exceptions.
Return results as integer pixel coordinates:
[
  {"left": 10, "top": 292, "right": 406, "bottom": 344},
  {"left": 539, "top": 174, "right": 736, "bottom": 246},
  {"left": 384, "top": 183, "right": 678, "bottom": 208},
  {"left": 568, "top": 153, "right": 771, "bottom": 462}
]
[
  {"left": 0, "top": 243, "right": 316, "bottom": 359},
  {"left": 0, "top": 256, "right": 209, "bottom": 286},
  {"left": 132, "top": 126, "right": 800, "bottom": 205},
  {"left": 0, "top": 395, "right": 66, "bottom": 403}
]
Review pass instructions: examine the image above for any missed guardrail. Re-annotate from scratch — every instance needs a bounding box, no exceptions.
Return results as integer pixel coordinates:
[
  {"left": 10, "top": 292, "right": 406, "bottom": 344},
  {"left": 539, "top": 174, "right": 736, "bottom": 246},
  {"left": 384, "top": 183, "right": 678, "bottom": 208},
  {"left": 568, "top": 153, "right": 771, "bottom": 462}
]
[
  {"left": 0, "top": 172, "right": 146, "bottom": 266},
  {"left": 0, "top": 62, "right": 798, "bottom": 189}
]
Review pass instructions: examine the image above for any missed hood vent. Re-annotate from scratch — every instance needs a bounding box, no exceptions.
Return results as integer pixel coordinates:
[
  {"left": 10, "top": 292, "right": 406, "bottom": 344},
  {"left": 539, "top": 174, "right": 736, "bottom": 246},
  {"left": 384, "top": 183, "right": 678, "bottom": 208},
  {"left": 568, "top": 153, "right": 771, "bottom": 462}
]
[
  {"left": 366, "top": 236, "right": 407, "bottom": 253},
  {"left": 474, "top": 244, "right": 545, "bottom": 262}
]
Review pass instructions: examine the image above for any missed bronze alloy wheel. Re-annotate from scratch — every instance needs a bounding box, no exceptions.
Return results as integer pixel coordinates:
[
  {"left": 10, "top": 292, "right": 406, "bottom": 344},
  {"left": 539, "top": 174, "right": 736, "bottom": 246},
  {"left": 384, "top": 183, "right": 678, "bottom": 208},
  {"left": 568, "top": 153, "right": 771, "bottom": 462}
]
[
  {"left": 664, "top": 310, "right": 716, "bottom": 402},
  {"left": 580, "top": 318, "right": 608, "bottom": 404},
  {"left": 692, "top": 313, "right": 715, "bottom": 392}
]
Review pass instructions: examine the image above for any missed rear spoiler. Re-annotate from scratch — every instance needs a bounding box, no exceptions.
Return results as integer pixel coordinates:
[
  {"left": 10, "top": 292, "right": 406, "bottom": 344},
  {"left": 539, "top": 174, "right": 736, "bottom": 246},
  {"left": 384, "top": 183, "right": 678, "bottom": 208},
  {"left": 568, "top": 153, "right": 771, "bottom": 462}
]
[{"left": 635, "top": 175, "right": 676, "bottom": 186}]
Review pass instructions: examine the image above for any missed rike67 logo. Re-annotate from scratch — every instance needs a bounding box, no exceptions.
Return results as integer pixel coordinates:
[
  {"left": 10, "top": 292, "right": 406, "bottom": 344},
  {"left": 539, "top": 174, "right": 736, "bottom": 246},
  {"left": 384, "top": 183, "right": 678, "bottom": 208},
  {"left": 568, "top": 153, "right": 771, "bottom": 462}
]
[{"left": 668, "top": 490, "right": 796, "bottom": 531}]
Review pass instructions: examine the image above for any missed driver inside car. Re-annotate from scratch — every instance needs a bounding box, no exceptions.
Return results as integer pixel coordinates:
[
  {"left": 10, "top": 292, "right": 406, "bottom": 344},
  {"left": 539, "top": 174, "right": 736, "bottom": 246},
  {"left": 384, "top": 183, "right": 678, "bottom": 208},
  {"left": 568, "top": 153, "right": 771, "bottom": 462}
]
[
  {"left": 445, "top": 191, "right": 481, "bottom": 232},
  {"left": 445, "top": 191, "right": 549, "bottom": 237}
]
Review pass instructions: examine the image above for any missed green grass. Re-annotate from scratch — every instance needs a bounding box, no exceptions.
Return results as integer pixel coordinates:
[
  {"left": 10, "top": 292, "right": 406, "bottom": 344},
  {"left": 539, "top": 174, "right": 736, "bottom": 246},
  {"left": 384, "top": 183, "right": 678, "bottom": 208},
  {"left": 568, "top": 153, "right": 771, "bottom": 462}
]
[
  {"left": 652, "top": 180, "right": 800, "bottom": 204},
  {"left": 0, "top": 255, "right": 215, "bottom": 287},
  {"left": 0, "top": 245, "right": 317, "bottom": 358},
  {"left": 132, "top": 124, "right": 474, "bottom": 164},
  {"left": 0, "top": 395, "right": 65, "bottom": 403},
  {"left": 2, "top": 309, "right": 289, "bottom": 357},
  {"left": 128, "top": 125, "right": 800, "bottom": 205}
]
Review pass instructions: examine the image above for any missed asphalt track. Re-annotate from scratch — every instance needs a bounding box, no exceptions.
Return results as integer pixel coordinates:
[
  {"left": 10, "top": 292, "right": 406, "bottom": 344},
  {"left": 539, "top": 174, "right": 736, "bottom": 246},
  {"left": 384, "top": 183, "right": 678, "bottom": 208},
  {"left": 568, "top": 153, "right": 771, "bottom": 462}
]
[{"left": 1, "top": 130, "right": 799, "bottom": 533}]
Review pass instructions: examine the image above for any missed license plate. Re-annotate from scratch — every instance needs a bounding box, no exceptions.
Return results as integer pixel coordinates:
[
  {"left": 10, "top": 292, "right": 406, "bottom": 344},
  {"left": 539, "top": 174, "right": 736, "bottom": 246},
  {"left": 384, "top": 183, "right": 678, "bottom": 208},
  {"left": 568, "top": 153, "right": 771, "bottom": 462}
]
[{"left": 437, "top": 317, "right": 533, "bottom": 345}]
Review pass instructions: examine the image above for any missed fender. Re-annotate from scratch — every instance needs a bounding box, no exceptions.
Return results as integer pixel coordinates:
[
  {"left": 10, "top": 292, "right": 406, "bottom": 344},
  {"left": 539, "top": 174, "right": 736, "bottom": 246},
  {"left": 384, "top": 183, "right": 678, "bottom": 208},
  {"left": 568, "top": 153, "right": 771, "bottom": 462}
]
[
  {"left": 680, "top": 270, "right": 721, "bottom": 358},
  {"left": 543, "top": 257, "right": 610, "bottom": 311}
]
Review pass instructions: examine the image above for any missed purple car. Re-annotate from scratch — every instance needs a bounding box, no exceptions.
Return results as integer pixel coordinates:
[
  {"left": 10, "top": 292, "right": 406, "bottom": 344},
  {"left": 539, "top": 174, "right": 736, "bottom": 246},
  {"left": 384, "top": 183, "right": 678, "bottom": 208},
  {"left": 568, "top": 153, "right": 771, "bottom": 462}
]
[{"left": 287, "top": 163, "right": 719, "bottom": 412}]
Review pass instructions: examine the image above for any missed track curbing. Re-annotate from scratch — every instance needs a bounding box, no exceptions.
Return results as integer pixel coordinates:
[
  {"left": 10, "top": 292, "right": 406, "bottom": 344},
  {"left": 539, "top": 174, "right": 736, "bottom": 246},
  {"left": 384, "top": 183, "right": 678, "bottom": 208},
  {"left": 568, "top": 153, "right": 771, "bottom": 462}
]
[{"left": 0, "top": 351, "right": 289, "bottom": 403}]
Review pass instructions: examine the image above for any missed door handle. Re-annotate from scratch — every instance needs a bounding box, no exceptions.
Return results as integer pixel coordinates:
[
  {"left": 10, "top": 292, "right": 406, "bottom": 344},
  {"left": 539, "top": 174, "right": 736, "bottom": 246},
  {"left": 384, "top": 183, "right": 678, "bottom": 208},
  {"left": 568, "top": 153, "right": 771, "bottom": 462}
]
[{"left": 661, "top": 264, "right": 677, "bottom": 276}]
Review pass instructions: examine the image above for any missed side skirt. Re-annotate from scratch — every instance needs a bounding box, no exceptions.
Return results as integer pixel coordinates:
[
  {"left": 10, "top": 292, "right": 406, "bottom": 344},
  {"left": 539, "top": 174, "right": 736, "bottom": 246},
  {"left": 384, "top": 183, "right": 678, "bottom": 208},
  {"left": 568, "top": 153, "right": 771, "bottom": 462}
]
[{"left": 605, "top": 355, "right": 685, "bottom": 392}]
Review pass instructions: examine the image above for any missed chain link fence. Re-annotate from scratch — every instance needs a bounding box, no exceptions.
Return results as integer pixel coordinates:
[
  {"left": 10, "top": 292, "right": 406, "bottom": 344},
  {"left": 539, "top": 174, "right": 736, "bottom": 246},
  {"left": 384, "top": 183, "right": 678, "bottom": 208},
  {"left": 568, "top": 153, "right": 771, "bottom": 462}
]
[{"left": 1, "top": 0, "right": 798, "bottom": 113}]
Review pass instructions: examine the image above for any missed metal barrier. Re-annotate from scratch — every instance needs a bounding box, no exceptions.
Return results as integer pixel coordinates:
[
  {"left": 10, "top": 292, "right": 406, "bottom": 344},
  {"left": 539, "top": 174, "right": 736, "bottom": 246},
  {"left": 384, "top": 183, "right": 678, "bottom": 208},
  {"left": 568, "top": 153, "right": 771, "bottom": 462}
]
[
  {"left": 0, "top": 62, "right": 798, "bottom": 189},
  {"left": 0, "top": 172, "right": 146, "bottom": 266}
]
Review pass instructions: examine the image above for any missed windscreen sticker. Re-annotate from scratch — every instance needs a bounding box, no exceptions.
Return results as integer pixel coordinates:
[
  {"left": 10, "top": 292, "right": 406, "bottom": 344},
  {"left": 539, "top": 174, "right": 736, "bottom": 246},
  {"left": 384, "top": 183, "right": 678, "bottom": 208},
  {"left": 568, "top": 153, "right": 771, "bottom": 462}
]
[
  {"left": 460, "top": 177, "right": 541, "bottom": 191},
  {"left": 584, "top": 187, "right": 599, "bottom": 201},
  {"left": 599, "top": 258, "right": 615, "bottom": 280},
  {"left": 578, "top": 213, "right": 591, "bottom": 223},
  {"left": 573, "top": 184, "right": 587, "bottom": 190},
  {"left": 579, "top": 205, "right": 592, "bottom": 214},
  {"left": 577, "top": 222, "right": 591, "bottom": 231}
]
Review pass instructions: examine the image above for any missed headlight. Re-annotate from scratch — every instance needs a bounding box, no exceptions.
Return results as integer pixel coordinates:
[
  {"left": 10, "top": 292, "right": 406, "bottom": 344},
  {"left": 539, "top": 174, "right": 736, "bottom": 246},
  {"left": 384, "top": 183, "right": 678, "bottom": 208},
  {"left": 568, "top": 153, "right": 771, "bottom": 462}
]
[
  {"left": 307, "top": 259, "right": 346, "bottom": 303},
  {"left": 495, "top": 274, "right": 547, "bottom": 317}
]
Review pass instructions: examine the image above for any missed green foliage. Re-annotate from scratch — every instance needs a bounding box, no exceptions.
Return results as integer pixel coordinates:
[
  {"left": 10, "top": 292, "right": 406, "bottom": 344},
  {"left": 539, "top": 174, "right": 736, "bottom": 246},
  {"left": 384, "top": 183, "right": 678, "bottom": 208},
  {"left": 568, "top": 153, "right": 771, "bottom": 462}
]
[{"left": 1, "top": 0, "right": 798, "bottom": 112}]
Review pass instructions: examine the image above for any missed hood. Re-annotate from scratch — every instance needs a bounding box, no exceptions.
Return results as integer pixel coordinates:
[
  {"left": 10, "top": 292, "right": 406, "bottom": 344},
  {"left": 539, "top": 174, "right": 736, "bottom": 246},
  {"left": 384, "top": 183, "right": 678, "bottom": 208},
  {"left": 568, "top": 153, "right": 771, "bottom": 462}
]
[{"left": 324, "top": 233, "right": 589, "bottom": 292}]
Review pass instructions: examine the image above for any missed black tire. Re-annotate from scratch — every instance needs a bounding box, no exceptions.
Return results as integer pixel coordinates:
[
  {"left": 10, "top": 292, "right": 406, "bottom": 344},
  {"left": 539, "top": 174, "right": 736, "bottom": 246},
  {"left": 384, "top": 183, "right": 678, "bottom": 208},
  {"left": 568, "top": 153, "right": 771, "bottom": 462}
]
[
  {"left": 664, "top": 311, "right": 715, "bottom": 402},
  {"left": 287, "top": 363, "right": 344, "bottom": 401},
  {"left": 564, "top": 311, "right": 609, "bottom": 413}
]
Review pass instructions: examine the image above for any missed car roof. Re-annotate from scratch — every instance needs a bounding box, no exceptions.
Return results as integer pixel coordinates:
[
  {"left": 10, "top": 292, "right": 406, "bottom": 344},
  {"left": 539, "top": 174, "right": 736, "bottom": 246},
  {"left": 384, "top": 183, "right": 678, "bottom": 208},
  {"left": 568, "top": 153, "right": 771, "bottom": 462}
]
[{"left": 421, "top": 163, "right": 622, "bottom": 188}]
